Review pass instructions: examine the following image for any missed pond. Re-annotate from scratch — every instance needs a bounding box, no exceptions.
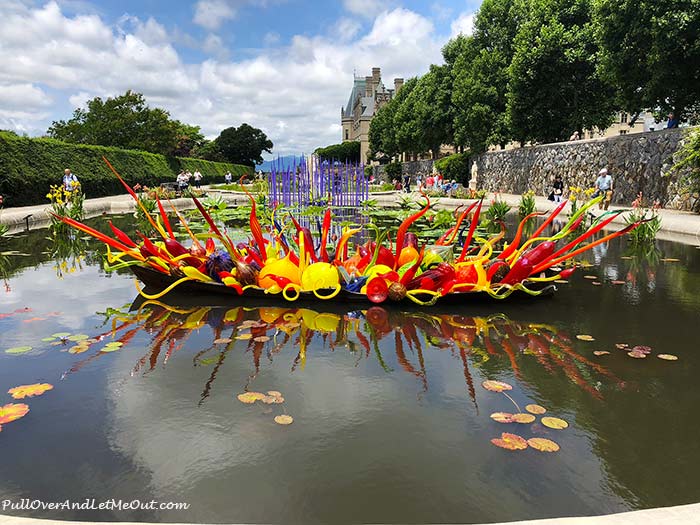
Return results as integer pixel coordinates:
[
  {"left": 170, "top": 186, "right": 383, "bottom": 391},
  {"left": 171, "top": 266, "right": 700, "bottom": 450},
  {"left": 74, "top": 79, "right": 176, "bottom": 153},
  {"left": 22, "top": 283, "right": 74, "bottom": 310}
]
[{"left": 1, "top": 214, "right": 699, "bottom": 524}]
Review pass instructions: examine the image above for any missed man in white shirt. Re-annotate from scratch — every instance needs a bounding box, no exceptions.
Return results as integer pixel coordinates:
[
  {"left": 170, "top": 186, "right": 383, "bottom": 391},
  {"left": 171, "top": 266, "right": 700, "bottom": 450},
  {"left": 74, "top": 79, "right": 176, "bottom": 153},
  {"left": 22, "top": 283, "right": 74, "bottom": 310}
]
[{"left": 594, "top": 168, "right": 613, "bottom": 210}]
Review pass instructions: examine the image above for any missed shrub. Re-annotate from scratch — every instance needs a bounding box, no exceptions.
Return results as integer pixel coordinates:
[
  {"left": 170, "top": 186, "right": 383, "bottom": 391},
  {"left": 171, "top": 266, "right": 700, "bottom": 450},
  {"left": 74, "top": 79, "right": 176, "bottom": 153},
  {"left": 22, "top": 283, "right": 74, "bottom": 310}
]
[
  {"left": 518, "top": 190, "right": 536, "bottom": 218},
  {"left": 384, "top": 162, "right": 402, "bottom": 179},
  {"left": 671, "top": 128, "right": 700, "bottom": 206},
  {"left": 626, "top": 192, "right": 662, "bottom": 245},
  {"left": 433, "top": 152, "right": 471, "bottom": 184},
  {"left": 0, "top": 132, "right": 251, "bottom": 207}
]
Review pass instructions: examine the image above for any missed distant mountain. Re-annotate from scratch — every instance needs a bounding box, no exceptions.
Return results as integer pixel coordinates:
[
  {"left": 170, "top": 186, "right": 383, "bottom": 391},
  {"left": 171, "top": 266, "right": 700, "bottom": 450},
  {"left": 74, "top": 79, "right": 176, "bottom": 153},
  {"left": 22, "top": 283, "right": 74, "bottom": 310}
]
[{"left": 259, "top": 155, "right": 305, "bottom": 172}]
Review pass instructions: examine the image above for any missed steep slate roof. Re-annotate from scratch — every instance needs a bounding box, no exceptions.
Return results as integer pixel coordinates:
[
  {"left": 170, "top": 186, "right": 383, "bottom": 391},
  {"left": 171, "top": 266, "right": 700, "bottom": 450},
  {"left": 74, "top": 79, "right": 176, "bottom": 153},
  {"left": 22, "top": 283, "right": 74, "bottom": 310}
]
[{"left": 343, "top": 77, "right": 366, "bottom": 117}]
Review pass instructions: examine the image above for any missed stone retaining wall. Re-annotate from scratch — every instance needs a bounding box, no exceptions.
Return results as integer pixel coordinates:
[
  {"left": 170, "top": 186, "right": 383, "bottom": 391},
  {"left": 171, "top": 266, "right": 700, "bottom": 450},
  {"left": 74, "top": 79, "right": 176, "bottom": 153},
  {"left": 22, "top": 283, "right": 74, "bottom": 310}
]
[{"left": 471, "top": 128, "right": 697, "bottom": 210}]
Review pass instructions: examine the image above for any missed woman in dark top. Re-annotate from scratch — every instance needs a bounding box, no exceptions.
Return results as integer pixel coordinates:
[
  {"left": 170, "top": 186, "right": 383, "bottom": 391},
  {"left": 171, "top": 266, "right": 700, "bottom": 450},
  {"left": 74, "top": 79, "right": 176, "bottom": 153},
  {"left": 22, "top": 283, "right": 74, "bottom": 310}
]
[{"left": 552, "top": 175, "right": 564, "bottom": 203}]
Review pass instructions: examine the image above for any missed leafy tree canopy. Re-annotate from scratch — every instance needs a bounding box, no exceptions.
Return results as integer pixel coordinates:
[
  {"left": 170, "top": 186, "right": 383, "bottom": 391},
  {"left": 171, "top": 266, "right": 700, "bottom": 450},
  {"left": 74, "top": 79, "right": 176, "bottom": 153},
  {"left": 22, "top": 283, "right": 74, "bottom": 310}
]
[
  {"left": 314, "top": 141, "right": 361, "bottom": 162},
  {"left": 47, "top": 90, "right": 184, "bottom": 155},
  {"left": 213, "top": 123, "right": 273, "bottom": 167},
  {"left": 507, "top": 0, "right": 616, "bottom": 143},
  {"left": 594, "top": 0, "right": 700, "bottom": 120}
]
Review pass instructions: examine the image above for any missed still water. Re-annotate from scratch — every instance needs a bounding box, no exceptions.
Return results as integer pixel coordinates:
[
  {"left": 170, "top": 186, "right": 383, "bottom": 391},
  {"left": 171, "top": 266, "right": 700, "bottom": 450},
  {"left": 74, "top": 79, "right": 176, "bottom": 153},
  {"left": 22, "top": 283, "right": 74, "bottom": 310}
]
[{"left": 1, "top": 216, "right": 699, "bottom": 524}]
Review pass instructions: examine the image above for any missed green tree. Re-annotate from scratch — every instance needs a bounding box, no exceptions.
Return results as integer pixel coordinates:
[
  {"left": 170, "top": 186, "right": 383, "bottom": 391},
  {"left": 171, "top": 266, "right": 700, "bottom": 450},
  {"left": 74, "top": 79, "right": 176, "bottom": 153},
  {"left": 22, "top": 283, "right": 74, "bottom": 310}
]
[
  {"left": 452, "top": 0, "right": 523, "bottom": 152},
  {"left": 214, "top": 123, "right": 273, "bottom": 167},
  {"left": 314, "top": 141, "right": 361, "bottom": 162},
  {"left": 368, "top": 77, "right": 418, "bottom": 161},
  {"left": 395, "top": 64, "right": 455, "bottom": 159},
  {"left": 170, "top": 121, "right": 205, "bottom": 157},
  {"left": 507, "top": 0, "right": 616, "bottom": 144},
  {"left": 47, "top": 90, "right": 178, "bottom": 155},
  {"left": 594, "top": 0, "right": 700, "bottom": 120}
]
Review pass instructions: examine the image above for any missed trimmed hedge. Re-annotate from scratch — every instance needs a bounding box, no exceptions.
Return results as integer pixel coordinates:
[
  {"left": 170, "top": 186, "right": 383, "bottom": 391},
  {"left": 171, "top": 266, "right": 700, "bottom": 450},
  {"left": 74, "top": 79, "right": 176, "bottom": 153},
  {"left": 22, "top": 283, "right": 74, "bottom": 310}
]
[{"left": 0, "top": 132, "right": 252, "bottom": 207}]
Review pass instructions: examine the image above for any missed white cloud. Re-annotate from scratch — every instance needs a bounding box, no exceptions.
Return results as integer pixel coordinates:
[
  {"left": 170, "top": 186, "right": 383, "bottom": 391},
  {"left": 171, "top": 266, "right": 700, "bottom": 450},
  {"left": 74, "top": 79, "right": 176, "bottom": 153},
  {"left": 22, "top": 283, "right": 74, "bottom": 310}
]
[
  {"left": 193, "top": 0, "right": 235, "bottom": 30},
  {"left": 343, "top": 0, "right": 384, "bottom": 19},
  {"left": 450, "top": 12, "right": 475, "bottom": 38},
  {"left": 0, "top": 2, "right": 450, "bottom": 154},
  {"left": 263, "top": 31, "right": 280, "bottom": 46},
  {"left": 334, "top": 18, "right": 362, "bottom": 42}
]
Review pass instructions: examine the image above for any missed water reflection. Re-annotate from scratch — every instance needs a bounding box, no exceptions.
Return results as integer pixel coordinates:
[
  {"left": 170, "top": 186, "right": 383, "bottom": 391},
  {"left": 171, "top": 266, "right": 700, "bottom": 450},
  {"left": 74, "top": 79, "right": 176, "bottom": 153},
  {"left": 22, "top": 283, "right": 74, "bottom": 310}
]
[{"left": 60, "top": 300, "right": 623, "bottom": 407}]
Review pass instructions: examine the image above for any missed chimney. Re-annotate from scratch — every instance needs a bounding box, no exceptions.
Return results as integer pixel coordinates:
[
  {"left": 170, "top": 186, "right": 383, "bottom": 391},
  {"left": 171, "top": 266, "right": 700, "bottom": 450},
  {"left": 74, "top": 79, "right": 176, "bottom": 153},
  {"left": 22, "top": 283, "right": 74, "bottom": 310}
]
[
  {"left": 372, "top": 67, "right": 381, "bottom": 83},
  {"left": 394, "top": 78, "right": 404, "bottom": 93},
  {"left": 365, "top": 76, "right": 373, "bottom": 97}
]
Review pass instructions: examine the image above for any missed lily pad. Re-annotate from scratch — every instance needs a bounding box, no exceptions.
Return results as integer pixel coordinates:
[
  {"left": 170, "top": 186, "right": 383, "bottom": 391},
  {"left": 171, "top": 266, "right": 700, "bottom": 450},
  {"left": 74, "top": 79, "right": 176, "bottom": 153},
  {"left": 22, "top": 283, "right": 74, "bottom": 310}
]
[
  {"left": 0, "top": 403, "right": 30, "bottom": 424},
  {"left": 583, "top": 275, "right": 597, "bottom": 280},
  {"left": 69, "top": 345, "right": 89, "bottom": 354},
  {"left": 527, "top": 437, "right": 560, "bottom": 452},
  {"left": 254, "top": 336, "right": 271, "bottom": 343},
  {"left": 491, "top": 432, "right": 528, "bottom": 450},
  {"left": 482, "top": 380, "right": 513, "bottom": 392},
  {"left": 67, "top": 334, "right": 89, "bottom": 342},
  {"left": 525, "top": 404, "right": 547, "bottom": 415},
  {"left": 628, "top": 350, "right": 647, "bottom": 359},
  {"left": 631, "top": 345, "right": 652, "bottom": 355},
  {"left": 615, "top": 343, "right": 629, "bottom": 349},
  {"left": 611, "top": 280, "right": 626, "bottom": 285},
  {"left": 104, "top": 341, "right": 123, "bottom": 348},
  {"left": 235, "top": 334, "right": 252, "bottom": 340},
  {"left": 261, "top": 396, "right": 278, "bottom": 404},
  {"left": 5, "top": 346, "right": 32, "bottom": 355},
  {"left": 267, "top": 390, "right": 282, "bottom": 397},
  {"left": 661, "top": 258, "right": 680, "bottom": 262},
  {"left": 592, "top": 281, "right": 602, "bottom": 286},
  {"left": 51, "top": 332, "right": 70, "bottom": 338},
  {"left": 512, "top": 413, "right": 536, "bottom": 424},
  {"left": 593, "top": 351, "right": 610, "bottom": 356},
  {"left": 8, "top": 383, "right": 53, "bottom": 399},
  {"left": 41, "top": 337, "right": 56, "bottom": 342},
  {"left": 576, "top": 335, "right": 595, "bottom": 341},
  {"left": 237, "top": 392, "right": 266, "bottom": 404},
  {"left": 541, "top": 417, "right": 569, "bottom": 430},
  {"left": 274, "top": 414, "right": 294, "bottom": 425},
  {"left": 490, "top": 412, "right": 514, "bottom": 423},
  {"left": 657, "top": 354, "right": 678, "bottom": 361},
  {"left": 213, "top": 338, "right": 232, "bottom": 344}
]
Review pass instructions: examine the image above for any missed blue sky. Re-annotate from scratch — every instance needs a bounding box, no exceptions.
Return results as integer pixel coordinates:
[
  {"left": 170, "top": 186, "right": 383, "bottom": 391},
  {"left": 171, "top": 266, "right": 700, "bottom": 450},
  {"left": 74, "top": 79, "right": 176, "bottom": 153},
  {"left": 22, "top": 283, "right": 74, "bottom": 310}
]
[{"left": 0, "top": 0, "right": 481, "bottom": 157}]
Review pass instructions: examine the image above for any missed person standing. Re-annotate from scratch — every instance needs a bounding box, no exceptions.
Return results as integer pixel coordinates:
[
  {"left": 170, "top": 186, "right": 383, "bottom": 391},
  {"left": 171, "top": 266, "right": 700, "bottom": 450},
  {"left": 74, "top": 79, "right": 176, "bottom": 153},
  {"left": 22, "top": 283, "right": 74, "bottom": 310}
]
[
  {"left": 594, "top": 168, "right": 613, "bottom": 210},
  {"left": 225, "top": 171, "right": 233, "bottom": 184},
  {"left": 193, "top": 170, "right": 203, "bottom": 188},
  {"left": 552, "top": 175, "right": 564, "bottom": 203},
  {"left": 402, "top": 173, "right": 411, "bottom": 193},
  {"left": 63, "top": 168, "right": 79, "bottom": 192}
]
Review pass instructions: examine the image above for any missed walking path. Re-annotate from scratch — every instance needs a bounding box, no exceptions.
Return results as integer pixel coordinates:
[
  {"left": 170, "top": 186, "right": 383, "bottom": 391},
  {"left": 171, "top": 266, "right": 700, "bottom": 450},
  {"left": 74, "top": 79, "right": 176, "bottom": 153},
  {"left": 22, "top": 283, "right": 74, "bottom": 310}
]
[{"left": 1, "top": 501, "right": 699, "bottom": 525}]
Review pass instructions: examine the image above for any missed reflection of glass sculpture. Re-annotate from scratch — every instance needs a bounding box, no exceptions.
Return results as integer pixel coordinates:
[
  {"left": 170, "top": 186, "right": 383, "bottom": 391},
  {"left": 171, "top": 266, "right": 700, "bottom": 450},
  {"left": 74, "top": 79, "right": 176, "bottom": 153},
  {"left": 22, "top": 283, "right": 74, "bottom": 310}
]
[
  {"left": 63, "top": 302, "right": 624, "bottom": 403},
  {"left": 55, "top": 159, "right": 642, "bottom": 306}
]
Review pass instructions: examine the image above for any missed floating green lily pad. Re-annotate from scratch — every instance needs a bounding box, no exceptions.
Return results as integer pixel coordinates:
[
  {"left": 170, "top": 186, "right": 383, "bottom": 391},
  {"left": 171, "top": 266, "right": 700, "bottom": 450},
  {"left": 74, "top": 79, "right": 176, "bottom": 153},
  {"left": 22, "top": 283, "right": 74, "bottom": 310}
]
[
  {"left": 51, "top": 332, "right": 71, "bottom": 338},
  {"left": 67, "top": 334, "right": 89, "bottom": 342},
  {"left": 5, "top": 346, "right": 33, "bottom": 355},
  {"left": 41, "top": 337, "right": 56, "bottom": 342},
  {"left": 104, "top": 341, "right": 123, "bottom": 348}
]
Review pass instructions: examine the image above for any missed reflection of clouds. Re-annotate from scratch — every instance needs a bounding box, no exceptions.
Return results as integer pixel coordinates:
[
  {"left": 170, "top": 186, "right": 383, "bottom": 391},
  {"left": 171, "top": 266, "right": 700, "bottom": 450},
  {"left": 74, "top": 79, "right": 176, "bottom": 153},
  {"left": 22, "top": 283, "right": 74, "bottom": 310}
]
[
  {"left": 106, "top": 346, "right": 402, "bottom": 494},
  {"left": 3, "top": 263, "right": 134, "bottom": 326},
  {"left": 103, "top": 324, "right": 621, "bottom": 522}
]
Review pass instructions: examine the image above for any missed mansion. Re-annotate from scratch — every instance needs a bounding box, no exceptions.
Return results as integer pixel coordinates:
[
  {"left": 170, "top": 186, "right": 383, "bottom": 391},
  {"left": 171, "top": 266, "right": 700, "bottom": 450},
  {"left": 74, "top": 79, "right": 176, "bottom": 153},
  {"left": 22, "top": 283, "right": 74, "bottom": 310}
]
[{"left": 341, "top": 67, "right": 403, "bottom": 163}]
